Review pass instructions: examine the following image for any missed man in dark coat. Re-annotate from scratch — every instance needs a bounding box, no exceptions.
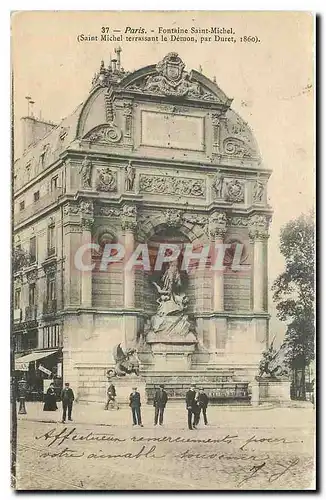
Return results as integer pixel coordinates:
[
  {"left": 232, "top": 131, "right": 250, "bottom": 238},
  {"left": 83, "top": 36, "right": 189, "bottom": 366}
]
[
  {"left": 185, "top": 385, "right": 199, "bottom": 430},
  {"left": 105, "top": 383, "right": 117, "bottom": 410},
  {"left": 61, "top": 382, "right": 75, "bottom": 423},
  {"left": 129, "top": 387, "right": 143, "bottom": 427},
  {"left": 153, "top": 384, "right": 168, "bottom": 426},
  {"left": 195, "top": 388, "right": 209, "bottom": 426}
]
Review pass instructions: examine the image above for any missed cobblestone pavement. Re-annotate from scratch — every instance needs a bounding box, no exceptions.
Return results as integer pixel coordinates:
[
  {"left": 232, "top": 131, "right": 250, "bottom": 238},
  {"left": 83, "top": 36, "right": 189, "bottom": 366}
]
[{"left": 15, "top": 402, "right": 315, "bottom": 491}]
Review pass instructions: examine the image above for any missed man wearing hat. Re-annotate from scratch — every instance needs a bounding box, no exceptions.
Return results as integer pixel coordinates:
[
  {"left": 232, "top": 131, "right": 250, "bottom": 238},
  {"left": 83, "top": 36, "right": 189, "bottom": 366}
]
[
  {"left": 129, "top": 387, "right": 143, "bottom": 427},
  {"left": 185, "top": 385, "right": 199, "bottom": 430},
  {"left": 195, "top": 388, "right": 209, "bottom": 426},
  {"left": 61, "top": 382, "right": 75, "bottom": 423},
  {"left": 153, "top": 384, "right": 168, "bottom": 426}
]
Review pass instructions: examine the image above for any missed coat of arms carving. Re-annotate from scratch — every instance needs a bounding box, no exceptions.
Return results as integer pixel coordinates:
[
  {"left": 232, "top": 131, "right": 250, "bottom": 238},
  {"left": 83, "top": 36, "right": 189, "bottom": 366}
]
[{"left": 96, "top": 167, "right": 117, "bottom": 192}]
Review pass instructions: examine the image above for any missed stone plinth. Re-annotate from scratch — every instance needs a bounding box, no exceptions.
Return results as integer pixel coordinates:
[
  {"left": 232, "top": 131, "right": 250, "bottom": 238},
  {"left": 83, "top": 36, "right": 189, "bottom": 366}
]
[
  {"left": 251, "top": 376, "right": 291, "bottom": 405},
  {"left": 107, "top": 376, "right": 147, "bottom": 406},
  {"left": 146, "top": 333, "right": 197, "bottom": 371}
]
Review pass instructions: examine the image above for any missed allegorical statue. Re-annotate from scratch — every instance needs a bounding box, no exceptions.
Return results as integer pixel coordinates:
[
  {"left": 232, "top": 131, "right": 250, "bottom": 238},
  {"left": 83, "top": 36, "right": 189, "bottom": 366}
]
[
  {"left": 213, "top": 170, "right": 224, "bottom": 198},
  {"left": 79, "top": 155, "right": 93, "bottom": 189},
  {"left": 148, "top": 260, "right": 195, "bottom": 339},
  {"left": 125, "top": 161, "right": 136, "bottom": 191},
  {"left": 107, "top": 344, "right": 139, "bottom": 378},
  {"left": 259, "top": 338, "right": 289, "bottom": 378},
  {"left": 253, "top": 173, "right": 265, "bottom": 203}
]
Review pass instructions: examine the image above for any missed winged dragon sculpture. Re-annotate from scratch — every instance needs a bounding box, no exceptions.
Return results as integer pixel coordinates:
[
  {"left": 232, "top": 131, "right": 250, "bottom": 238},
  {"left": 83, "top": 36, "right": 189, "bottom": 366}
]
[{"left": 107, "top": 343, "right": 140, "bottom": 378}]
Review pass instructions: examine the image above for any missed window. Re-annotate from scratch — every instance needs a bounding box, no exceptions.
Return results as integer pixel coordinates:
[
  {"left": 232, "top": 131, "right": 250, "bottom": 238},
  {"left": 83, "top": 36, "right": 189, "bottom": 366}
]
[
  {"left": 43, "top": 325, "right": 60, "bottom": 349},
  {"left": 19, "top": 201, "right": 25, "bottom": 211},
  {"left": 51, "top": 176, "right": 58, "bottom": 192},
  {"left": 47, "top": 276, "right": 56, "bottom": 302},
  {"left": 29, "top": 238, "right": 36, "bottom": 262},
  {"left": 33, "top": 191, "right": 40, "bottom": 202},
  {"left": 29, "top": 283, "right": 36, "bottom": 307},
  {"left": 47, "top": 224, "right": 56, "bottom": 256},
  {"left": 29, "top": 236, "right": 36, "bottom": 263},
  {"left": 14, "top": 289, "right": 21, "bottom": 309}
]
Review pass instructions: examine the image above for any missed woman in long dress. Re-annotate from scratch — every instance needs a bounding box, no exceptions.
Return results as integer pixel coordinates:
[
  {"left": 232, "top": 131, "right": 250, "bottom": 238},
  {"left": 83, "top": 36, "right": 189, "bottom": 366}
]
[{"left": 43, "top": 383, "right": 58, "bottom": 411}]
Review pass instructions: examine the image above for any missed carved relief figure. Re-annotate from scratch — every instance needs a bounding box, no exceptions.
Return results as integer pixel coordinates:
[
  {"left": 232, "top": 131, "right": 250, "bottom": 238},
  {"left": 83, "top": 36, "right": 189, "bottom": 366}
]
[
  {"left": 79, "top": 156, "right": 93, "bottom": 189},
  {"left": 252, "top": 173, "right": 265, "bottom": 203},
  {"left": 125, "top": 161, "right": 136, "bottom": 191},
  {"left": 212, "top": 170, "right": 224, "bottom": 198},
  {"left": 96, "top": 167, "right": 117, "bottom": 192}
]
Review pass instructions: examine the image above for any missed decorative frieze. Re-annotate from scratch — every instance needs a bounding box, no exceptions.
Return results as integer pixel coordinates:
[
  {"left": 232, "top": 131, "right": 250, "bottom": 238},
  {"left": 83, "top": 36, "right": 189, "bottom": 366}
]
[
  {"left": 26, "top": 268, "right": 38, "bottom": 284},
  {"left": 96, "top": 206, "right": 121, "bottom": 217},
  {"left": 229, "top": 217, "right": 248, "bottom": 227},
  {"left": 139, "top": 174, "right": 205, "bottom": 198}
]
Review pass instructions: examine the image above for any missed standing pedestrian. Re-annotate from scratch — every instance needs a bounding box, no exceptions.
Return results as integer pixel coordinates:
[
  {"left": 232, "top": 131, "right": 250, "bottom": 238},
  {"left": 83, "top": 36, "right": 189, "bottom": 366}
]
[
  {"left": 196, "top": 388, "right": 209, "bottom": 426},
  {"left": 185, "top": 385, "right": 199, "bottom": 430},
  {"left": 43, "top": 382, "right": 58, "bottom": 411},
  {"left": 129, "top": 387, "right": 143, "bottom": 427},
  {"left": 105, "top": 383, "right": 117, "bottom": 410},
  {"left": 61, "top": 382, "right": 74, "bottom": 423},
  {"left": 153, "top": 384, "right": 168, "bottom": 426}
]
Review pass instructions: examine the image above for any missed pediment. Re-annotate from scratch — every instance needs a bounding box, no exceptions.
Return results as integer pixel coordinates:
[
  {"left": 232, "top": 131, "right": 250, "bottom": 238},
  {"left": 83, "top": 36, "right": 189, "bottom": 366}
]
[{"left": 119, "top": 53, "right": 232, "bottom": 107}]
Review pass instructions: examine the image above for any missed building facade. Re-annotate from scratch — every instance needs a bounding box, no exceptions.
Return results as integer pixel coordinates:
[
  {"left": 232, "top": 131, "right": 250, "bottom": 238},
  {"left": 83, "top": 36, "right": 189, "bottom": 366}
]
[{"left": 13, "top": 52, "right": 272, "bottom": 402}]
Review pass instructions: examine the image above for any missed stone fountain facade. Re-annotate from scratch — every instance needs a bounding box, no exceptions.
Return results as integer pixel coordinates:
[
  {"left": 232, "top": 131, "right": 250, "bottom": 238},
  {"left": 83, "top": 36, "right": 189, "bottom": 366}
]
[{"left": 14, "top": 52, "right": 273, "bottom": 404}]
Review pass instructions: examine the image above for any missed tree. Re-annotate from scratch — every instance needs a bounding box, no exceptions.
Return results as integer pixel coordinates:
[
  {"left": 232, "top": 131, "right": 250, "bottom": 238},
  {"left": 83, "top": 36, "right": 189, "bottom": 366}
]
[
  {"left": 12, "top": 246, "right": 30, "bottom": 274},
  {"left": 272, "top": 212, "right": 315, "bottom": 400}
]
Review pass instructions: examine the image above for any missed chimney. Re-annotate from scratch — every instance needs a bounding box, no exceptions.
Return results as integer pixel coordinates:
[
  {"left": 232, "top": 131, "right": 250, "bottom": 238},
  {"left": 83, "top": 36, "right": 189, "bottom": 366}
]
[
  {"left": 21, "top": 116, "right": 56, "bottom": 151},
  {"left": 111, "top": 58, "right": 117, "bottom": 72}
]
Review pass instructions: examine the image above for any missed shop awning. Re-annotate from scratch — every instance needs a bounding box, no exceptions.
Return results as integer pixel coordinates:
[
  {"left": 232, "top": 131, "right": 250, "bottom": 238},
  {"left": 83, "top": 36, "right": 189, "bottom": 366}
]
[{"left": 15, "top": 350, "right": 57, "bottom": 371}]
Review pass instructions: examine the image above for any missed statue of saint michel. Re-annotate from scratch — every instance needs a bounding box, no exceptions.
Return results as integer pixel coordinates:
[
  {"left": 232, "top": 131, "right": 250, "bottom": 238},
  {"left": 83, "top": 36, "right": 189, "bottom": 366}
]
[{"left": 147, "top": 261, "right": 196, "bottom": 341}]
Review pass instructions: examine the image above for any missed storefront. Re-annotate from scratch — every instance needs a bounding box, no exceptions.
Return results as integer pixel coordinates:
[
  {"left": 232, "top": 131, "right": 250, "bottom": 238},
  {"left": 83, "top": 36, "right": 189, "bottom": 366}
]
[{"left": 15, "top": 349, "right": 63, "bottom": 401}]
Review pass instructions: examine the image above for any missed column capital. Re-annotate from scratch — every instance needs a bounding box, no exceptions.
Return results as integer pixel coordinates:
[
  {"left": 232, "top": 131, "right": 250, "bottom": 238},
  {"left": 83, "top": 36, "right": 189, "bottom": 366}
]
[
  {"left": 208, "top": 211, "right": 227, "bottom": 240},
  {"left": 81, "top": 217, "right": 94, "bottom": 231},
  {"left": 248, "top": 214, "right": 271, "bottom": 241},
  {"left": 121, "top": 204, "right": 137, "bottom": 232}
]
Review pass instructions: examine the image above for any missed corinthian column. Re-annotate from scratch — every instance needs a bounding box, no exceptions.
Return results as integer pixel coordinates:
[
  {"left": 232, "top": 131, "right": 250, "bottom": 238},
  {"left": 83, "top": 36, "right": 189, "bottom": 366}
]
[
  {"left": 80, "top": 214, "right": 94, "bottom": 308},
  {"left": 208, "top": 212, "right": 227, "bottom": 356},
  {"left": 249, "top": 214, "right": 270, "bottom": 312},
  {"left": 122, "top": 205, "right": 137, "bottom": 309},
  {"left": 121, "top": 205, "right": 138, "bottom": 347},
  {"left": 209, "top": 212, "right": 227, "bottom": 312}
]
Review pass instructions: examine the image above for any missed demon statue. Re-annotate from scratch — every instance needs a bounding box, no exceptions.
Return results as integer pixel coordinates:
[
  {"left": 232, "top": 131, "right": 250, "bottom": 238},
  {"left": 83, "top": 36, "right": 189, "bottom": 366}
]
[
  {"left": 107, "top": 343, "right": 140, "bottom": 378},
  {"left": 259, "top": 339, "right": 289, "bottom": 378}
]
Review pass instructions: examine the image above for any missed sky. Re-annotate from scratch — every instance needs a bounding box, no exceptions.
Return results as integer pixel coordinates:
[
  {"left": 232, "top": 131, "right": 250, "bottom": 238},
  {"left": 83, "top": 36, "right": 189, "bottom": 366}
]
[{"left": 11, "top": 11, "right": 315, "bottom": 343}]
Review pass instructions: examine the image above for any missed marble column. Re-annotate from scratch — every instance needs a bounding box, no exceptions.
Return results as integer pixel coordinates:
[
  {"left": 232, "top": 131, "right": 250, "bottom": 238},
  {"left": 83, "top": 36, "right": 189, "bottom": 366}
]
[
  {"left": 208, "top": 212, "right": 227, "bottom": 356},
  {"left": 249, "top": 215, "right": 270, "bottom": 312},
  {"left": 121, "top": 205, "right": 137, "bottom": 346},
  {"left": 80, "top": 217, "right": 94, "bottom": 308}
]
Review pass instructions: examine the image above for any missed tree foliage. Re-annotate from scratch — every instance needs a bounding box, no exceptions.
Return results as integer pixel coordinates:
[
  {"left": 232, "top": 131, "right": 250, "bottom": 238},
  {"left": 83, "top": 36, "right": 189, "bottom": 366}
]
[
  {"left": 272, "top": 212, "right": 315, "bottom": 370},
  {"left": 12, "top": 247, "right": 30, "bottom": 274}
]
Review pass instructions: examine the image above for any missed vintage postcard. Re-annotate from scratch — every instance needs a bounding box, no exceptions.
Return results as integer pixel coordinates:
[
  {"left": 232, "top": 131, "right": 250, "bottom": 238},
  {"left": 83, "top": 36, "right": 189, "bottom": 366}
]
[{"left": 11, "top": 11, "right": 315, "bottom": 490}]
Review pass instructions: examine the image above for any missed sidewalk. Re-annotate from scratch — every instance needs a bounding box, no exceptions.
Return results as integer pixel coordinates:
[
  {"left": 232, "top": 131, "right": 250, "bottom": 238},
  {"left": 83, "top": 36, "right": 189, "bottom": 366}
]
[{"left": 17, "top": 401, "right": 315, "bottom": 431}]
